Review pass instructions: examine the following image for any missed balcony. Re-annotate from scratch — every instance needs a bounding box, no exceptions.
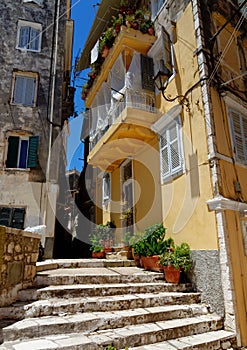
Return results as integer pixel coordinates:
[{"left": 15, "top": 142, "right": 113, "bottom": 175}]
[
  {"left": 85, "top": 87, "right": 159, "bottom": 172},
  {"left": 83, "top": 26, "right": 156, "bottom": 108}
]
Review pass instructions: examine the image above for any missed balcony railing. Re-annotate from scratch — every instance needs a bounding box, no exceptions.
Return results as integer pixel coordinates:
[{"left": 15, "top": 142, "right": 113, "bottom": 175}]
[{"left": 87, "top": 88, "right": 156, "bottom": 151}]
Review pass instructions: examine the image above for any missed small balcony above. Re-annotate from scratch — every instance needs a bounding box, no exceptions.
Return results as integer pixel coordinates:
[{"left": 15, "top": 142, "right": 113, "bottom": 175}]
[{"left": 83, "top": 26, "right": 156, "bottom": 108}]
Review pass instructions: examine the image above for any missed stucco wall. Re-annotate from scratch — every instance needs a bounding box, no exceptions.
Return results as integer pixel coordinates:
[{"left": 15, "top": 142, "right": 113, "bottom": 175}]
[{"left": 0, "top": 225, "right": 40, "bottom": 307}]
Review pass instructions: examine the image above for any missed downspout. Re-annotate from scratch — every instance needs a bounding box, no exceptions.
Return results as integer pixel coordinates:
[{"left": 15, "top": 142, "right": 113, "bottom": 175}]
[
  {"left": 192, "top": 0, "right": 239, "bottom": 341},
  {"left": 46, "top": 0, "right": 61, "bottom": 182}
]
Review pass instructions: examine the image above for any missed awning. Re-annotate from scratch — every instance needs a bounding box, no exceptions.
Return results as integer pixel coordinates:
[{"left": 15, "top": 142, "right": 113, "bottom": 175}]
[{"left": 76, "top": 0, "right": 121, "bottom": 72}]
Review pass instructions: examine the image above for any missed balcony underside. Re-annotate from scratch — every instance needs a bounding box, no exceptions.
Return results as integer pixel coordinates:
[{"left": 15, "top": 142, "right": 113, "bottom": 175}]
[{"left": 88, "top": 108, "right": 158, "bottom": 172}]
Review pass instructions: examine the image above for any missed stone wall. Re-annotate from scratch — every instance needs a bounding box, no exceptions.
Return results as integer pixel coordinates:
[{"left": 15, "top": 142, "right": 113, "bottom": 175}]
[
  {"left": 190, "top": 250, "right": 225, "bottom": 317},
  {"left": 0, "top": 225, "right": 40, "bottom": 307}
]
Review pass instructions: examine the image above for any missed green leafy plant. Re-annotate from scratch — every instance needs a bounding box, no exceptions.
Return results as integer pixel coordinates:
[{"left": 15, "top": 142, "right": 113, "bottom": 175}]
[
  {"left": 129, "top": 231, "right": 144, "bottom": 247},
  {"left": 135, "top": 224, "right": 172, "bottom": 257},
  {"left": 89, "top": 223, "right": 115, "bottom": 252},
  {"left": 159, "top": 242, "right": 193, "bottom": 272}
]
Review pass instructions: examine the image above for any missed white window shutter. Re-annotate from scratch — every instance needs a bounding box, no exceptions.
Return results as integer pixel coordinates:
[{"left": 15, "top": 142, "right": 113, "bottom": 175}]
[
  {"left": 230, "top": 109, "right": 247, "bottom": 163},
  {"left": 14, "top": 76, "right": 25, "bottom": 104},
  {"left": 30, "top": 27, "right": 40, "bottom": 51},
  {"left": 160, "top": 117, "right": 184, "bottom": 181},
  {"left": 24, "top": 77, "right": 35, "bottom": 106},
  {"left": 19, "top": 26, "right": 29, "bottom": 48}
]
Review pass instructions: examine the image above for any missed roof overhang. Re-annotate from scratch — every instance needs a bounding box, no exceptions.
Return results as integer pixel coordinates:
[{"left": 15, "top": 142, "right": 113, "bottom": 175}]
[{"left": 76, "top": 0, "right": 121, "bottom": 72}]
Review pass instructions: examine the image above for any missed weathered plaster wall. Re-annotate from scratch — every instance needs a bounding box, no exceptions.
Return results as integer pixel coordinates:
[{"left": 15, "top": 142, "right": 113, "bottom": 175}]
[
  {"left": 0, "top": 225, "right": 40, "bottom": 307},
  {"left": 0, "top": 1, "right": 67, "bottom": 250}
]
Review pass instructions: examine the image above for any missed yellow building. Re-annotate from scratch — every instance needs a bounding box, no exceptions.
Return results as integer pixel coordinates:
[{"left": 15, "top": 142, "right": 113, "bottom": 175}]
[{"left": 77, "top": 0, "right": 247, "bottom": 346}]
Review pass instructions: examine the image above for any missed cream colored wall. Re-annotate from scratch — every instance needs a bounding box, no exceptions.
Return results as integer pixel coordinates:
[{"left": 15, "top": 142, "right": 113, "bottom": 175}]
[
  {"left": 158, "top": 3, "right": 218, "bottom": 250},
  {"left": 133, "top": 143, "right": 162, "bottom": 232}
]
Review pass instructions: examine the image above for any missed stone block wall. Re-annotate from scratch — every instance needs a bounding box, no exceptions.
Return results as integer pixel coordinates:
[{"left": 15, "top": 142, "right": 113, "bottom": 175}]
[{"left": 0, "top": 226, "right": 40, "bottom": 307}]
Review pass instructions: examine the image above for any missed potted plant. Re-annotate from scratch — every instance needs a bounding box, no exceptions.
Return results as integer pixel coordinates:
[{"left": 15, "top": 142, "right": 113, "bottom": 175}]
[
  {"left": 89, "top": 222, "right": 115, "bottom": 258},
  {"left": 159, "top": 242, "right": 193, "bottom": 284},
  {"left": 129, "top": 231, "right": 144, "bottom": 266},
  {"left": 138, "top": 224, "right": 173, "bottom": 272},
  {"left": 99, "top": 27, "right": 115, "bottom": 58}
]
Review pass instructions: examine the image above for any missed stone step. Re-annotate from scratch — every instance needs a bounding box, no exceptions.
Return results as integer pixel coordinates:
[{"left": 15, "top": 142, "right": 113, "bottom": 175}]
[
  {"left": 35, "top": 267, "right": 164, "bottom": 286},
  {"left": 12, "top": 291, "right": 201, "bottom": 318},
  {"left": 0, "top": 315, "right": 223, "bottom": 350},
  {"left": 36, "top": 259, "right": 136, "bottom": 272},
  {"left": 2, "top": 304, "right": 209, "bottom": 342},
  {"left": 34, "top": 282, "right": 192, "bottom": 300},
  {"left": 18, "top": 282, "right": 192, "bottom": 302},
  {"left": 126, "top": 330, "right": 236, "bottom": 350}
]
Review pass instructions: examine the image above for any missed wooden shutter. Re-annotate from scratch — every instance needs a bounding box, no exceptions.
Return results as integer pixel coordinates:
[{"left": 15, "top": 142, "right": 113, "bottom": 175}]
[
  {"left": 169, "top": 122, "right": 181, "bottom": 173},
  {"left": 160, "top": 119, "right": 183, "bottom": 180},
  {"left": 141, "top": 54, "right": 155, "bottom": 92},
  {"left": 11, "top": 208, "right": 25, "bottom": 229},
  {"left": 160, "top": 133, "right": 169, "bottom": 178},
  {"left": 230, "top": 109, "right": 247, "bottom": 163},
  {"left": 6, "top": 136, "right": 19, "bottom": 168},
  {"left": 161, "top": 27, "right": 172, "bottom": 75},
  {"left": 27, "top": 135, "right": 39, "bottom": 168},
  {"left": 0, "top": 207, "right": 12, "bottom": 227}
]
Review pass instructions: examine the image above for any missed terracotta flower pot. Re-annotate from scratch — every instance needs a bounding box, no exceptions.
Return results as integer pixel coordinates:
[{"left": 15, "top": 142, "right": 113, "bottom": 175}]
[
  {"left": 92, "top": 251, "right": 105, "bottom": 259},
  {"left": 163, "top": 265, "right": 181, "bottom": 284},
  {"left": 141, "top": 256, "right": 163, "bottom": 272}
]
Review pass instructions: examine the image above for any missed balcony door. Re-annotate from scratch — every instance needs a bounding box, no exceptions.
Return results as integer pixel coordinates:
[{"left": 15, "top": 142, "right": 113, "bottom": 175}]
[{"left": 121, "top": 160, "right": 134, "bottom": 233}]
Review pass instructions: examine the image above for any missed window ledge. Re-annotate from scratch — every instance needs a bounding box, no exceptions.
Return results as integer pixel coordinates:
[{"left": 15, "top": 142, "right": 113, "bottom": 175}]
[
  {"left": 4, "top": 168, "right": 30, "bottom": 172},
  {"left": 207, "top": 195, "right": 247, "bottom": 212},
  {"left": 161, "top": 168, "right": 184, "bottom": 184}
]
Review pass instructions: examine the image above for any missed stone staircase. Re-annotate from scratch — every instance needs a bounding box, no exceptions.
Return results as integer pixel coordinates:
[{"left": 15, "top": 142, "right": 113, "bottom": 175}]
[{"left": 0, "top": 259, "right": 237, "bottom": 349}]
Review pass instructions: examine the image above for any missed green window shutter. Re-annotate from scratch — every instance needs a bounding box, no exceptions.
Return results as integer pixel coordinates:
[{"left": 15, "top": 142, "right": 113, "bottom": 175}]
[
  {"left": 11, "top": 208, "right": 25, "bottom": 229},
  {"left": 6, "top": 136, "right": 19, "bottom": 168},
  {"left": 0, "top": 207, "right": 12, "bottom": 227},
  {"left": 27, "top": 135, "right": 39, "bottom": 168},
  {"left": 141, "top": 54, "right": 155, "bottom": 91}
]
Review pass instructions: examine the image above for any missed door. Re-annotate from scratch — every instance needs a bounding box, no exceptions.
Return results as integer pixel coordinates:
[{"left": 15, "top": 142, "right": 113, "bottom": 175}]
[{"left": 121, "top": 160, "right": 134, "bottom": 233}]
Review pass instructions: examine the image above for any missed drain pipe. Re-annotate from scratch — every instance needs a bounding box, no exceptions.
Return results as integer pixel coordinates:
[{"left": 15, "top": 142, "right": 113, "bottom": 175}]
[
  {"left": 43, "top": 0, "right": 61, "bottom": 259},
  {"left": 46, "top": 0, "right": 61, "bottom": 182}
]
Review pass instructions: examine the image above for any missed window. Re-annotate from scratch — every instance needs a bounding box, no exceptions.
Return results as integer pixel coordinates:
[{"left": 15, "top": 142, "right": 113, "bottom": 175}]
[
  {"left": 151, "top": 0, "right": 167, "bottom": 19},
  {"left": 23, "top": 0, "right": 43, "bottom": 5},
  {"left": 160, "top": 117, "right": 184, "bottom": 181},
  {"left": 229, "top": 108, "right": 247, "bottom": 164},
  {"left": 102, "top": 173, "right": 111, "bottom": 202},
  {"left": 6, "top": 135, "right": 39, "bottom": 169},
  {"left": 17, "top": 20, "right": 42, "bottom": 52},
  {"left": 11, "top": 71, "right": 38, "bottom": 107},
  {"left": 0, "top": 207, "right": 25, "bottom": 229}
]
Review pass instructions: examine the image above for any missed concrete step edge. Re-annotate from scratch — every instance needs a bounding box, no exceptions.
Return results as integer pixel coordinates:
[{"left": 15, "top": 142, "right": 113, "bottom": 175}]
[
  {"left": 1, "top": 315, "right": 223, "bottom": 349},
  {"left": 2, "top": 304, "right": 210, "bottom": 341},
  {"left": 86, "top": 315, "right": 223, "bottom": 349},
  {"left": 126, "top": 330, "right": 237, "bottom": 350},
  {"left": 28, "top": 292, "right": 202, "bottom": 318}
]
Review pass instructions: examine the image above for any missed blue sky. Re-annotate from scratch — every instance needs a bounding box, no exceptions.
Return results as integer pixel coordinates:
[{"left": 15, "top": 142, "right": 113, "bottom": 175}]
[{"left": 66, "top": 0, "right": 97, "bottom": 171}]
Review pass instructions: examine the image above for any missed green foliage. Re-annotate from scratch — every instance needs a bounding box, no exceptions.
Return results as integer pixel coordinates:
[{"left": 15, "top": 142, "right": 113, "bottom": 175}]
[
  {"left": 159, "top": 242, "right": 193, "bottom": 272},
  {"left": 129, "top": 231, "right": 144, "bottom": 246},
  {"left": 122, "top": 231, "right": 132, "bottom": 246},
  {"left": 133, "top": 224, "right": 173, "bottom": 257},
  {"left": 105, "top": 345, "right": 128, "bottom": 350},
  {"left": 89, "top": 223, "right": 115, "bottom": 251}
]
